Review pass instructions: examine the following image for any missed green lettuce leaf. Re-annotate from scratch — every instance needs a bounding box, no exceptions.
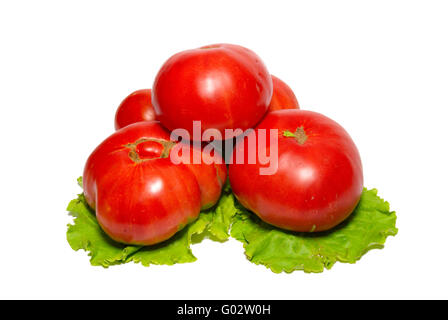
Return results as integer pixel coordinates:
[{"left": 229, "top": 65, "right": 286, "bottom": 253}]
[
  {"left": 67, "top": 195, "right": 142, "bottom": 267},
  {"left": 230, "top": 189, "right": 398, "bottom": 273},
  {"left": 67, "top": 177, "right": 397, "bottom": 272},
  {"left": 191, "top": 190, "right": 238, "bottom": 243},
  {"left": 66, "top": 178, "right": 236, "bottom": 267}
]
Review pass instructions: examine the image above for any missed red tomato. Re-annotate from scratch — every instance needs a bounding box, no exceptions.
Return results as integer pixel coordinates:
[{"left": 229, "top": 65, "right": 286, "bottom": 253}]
[
  {"left": 114, "top": 89, "right": 156, "bottom": 130},
  {"left": 174, "top": 142, "right": 227, "bottom": 209},
  {"left": 152, "top": 44, "right": 273, "bottom": 138},
  {"left": 83, "top": 121, "right": 226, "bottom": 245},
  {"left": 268, "top": 75, "right": 300, "bottom": 111},
  {"left": 229, "top": 110, "right": 363, "bottom": 232}
]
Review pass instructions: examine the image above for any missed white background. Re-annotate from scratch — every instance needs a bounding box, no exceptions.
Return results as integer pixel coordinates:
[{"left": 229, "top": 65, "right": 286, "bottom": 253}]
[{"left": 1, "top": 0, "right": 447, "bottom": 300}]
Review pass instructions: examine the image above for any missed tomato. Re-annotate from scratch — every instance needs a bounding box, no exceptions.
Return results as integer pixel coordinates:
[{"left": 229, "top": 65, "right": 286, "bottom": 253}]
[
  {"left": 114, "top": 89, "right": 156, "bottom": 130},
  {"left": 83, "top": 121, "right": 226, "bottom": 245},
  {"left": 268, "top": 75, "right": 300, "bottom": 111},
  {"left": 229, "top": 110, "right": 363, "bottom": 232},
  {"left": 152, "top": 44, "right": 273, "bottom": 138},
  {"left": 174, "top": 142, "right": 227, "bottom": 209}
]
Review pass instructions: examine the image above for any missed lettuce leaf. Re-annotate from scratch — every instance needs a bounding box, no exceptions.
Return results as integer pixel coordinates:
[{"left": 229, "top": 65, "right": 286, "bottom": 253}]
[
  {"left": 67, "top": 177, "right": 397, "bottom": 272},
  {"left": 66, "top": 178, "right": 236, "bottom": 267},
  {"left": 126, "top": 192, "right": 238, "bottom": 266},
  {"left": 230, "top": 189, "right": 398, "bottom": 273},
  {"left": 190, "top": 190, "right": 238, "bottom": 243},
  {"left": 67, "top": 195, "right": 142, "bottom": 266}
]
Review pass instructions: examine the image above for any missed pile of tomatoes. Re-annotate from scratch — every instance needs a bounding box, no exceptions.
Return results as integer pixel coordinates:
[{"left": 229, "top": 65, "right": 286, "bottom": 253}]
[{"left": 83, "top": 44, "right": 363, "bottom": 246}]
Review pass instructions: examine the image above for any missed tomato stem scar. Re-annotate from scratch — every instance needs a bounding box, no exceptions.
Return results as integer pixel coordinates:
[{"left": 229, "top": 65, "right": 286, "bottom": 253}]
[
  {"left": 125, "top": 138, "right": 176, "bottom": 163},
  {"left": 283, "top": 126, "right": 308, "bottom": 145}
]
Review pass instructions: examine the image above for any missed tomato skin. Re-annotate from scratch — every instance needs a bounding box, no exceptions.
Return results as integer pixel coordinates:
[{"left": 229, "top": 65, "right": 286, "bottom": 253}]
[
  {"left": 152, "top": 44, "right": 273, "bottom": 138},
  {"left": 268, "top": 75, "right": 300, "bottom": 111},
  {"left": 83, "top": 121, "right": 226, "bottom": 245},
  {"left": 229, "top": 110, "right": 363, "bottom": 232},
  {"left": 178, "top": 146, "right": 227, "bottom": 209},
  {"left": 114, "top": 89, "right": 156, "bottom": 130}
]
